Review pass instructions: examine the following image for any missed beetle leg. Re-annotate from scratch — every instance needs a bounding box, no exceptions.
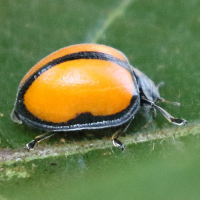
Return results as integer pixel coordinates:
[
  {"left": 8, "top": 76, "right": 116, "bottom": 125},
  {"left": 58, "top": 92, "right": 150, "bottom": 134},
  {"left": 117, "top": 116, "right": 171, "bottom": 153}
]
[
  {"left": 152, "top": 103, "right": 187, "bottom": 125},
  {"left": 140, "top": 106, "right": 156, "bottom": 129},
  {"left": 111, "top": 119, "right": 133, "bottom": 150},
  {"left": 141, "top": 119, "right": 153, "bottom": 129},
  {"left": 112, "top": 129, "right": 124, "bottom": 150},
  {"left": 26, "top": 132, "right": 55, "bottom": 151},
  {"left": 142, "top": 99, "right": 187, "bottom": 126}
]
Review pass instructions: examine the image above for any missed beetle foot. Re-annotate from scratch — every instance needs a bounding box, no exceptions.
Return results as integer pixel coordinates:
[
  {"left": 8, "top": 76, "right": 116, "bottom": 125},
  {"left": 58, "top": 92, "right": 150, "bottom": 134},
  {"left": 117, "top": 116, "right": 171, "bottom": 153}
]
[
  {"left": 171, "top": 118, "right": 188, "bottom": 126},
  {"left": 112, "top": 139, "right": 124, "bottom": 151},
  {"left": 25, "top": 140, "right": 37, "bottom": 151}
]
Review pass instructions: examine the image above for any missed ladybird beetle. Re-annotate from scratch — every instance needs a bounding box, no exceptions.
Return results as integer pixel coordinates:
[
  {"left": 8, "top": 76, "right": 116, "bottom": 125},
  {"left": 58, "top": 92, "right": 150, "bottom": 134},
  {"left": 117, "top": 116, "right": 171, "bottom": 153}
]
[{"left": 11, "top": 44, "right": 187, "bottom": 150}]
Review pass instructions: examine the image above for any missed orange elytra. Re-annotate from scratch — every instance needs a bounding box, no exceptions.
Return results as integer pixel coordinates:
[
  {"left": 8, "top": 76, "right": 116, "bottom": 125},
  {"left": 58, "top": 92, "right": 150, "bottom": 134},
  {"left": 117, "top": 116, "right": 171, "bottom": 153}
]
[{"left": 11, "top": 43, "right": 187, "bottom": 150}]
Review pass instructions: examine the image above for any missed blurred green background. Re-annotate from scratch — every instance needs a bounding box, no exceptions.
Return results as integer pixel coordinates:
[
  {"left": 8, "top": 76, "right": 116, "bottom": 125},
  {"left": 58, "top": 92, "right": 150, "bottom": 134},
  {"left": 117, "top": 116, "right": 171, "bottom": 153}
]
[{"left": 1, "top": 0, "right": 200, "bottom": 199}]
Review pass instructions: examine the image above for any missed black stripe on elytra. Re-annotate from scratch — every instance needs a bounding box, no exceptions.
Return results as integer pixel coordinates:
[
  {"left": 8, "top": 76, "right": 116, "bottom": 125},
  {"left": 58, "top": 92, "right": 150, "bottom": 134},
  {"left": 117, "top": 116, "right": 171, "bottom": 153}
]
[
  {"left": 14, "top": 51, "right": 140, "bottom": 130},
  {"left": 23, "top": 51, "right": 131, "bottom": 89},
  {"left": 18, "top": 51, "right": 134, "bottom": 106},
  {"left": 14, "top": 95, "right": 140, "bottom": 132}
]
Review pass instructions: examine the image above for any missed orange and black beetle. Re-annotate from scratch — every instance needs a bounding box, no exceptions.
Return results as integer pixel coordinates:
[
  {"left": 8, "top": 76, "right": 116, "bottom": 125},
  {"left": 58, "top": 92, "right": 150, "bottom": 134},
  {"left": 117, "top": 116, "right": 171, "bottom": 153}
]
[{"left": 11, "top": 44, "right": 187, "bottom": 150}]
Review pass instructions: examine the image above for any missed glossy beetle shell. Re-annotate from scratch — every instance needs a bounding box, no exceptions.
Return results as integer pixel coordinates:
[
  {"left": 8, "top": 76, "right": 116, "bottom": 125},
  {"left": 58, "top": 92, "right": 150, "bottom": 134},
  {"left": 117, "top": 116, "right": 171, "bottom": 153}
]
[{"left": 11, "top": 44, "right": 140, "bottom": 131}]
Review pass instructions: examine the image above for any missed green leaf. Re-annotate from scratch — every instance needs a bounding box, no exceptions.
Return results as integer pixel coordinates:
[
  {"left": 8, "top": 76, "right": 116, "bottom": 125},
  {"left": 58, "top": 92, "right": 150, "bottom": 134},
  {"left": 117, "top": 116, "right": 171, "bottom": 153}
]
[{"left": 0, "top": 0, "right": 200, "bottom": 199}]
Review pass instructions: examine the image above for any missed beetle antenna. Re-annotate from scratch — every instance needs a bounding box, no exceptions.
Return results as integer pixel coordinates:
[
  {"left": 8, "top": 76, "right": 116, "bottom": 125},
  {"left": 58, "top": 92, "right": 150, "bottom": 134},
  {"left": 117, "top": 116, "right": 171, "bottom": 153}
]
[
  {"left": 160, "top": 98, "right": 181, "bottom": 106},
  {"left": 156, "top": 82, "right": 181, "bottom": 106},
  {"left": 157, "top": 82, "right": 165, "bottom": 89}
]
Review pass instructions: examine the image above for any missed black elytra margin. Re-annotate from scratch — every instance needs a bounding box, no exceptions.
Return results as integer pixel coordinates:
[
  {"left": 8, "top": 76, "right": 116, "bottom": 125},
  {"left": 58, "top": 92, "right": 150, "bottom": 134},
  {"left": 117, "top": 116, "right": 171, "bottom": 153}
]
[{"left": 14, "top": 51, "right": 140, "bottom": 132}]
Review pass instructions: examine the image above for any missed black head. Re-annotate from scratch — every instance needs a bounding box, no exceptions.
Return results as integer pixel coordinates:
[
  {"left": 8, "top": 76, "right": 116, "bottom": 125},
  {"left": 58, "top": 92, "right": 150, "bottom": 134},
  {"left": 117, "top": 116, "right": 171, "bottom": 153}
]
[
  {"left": 131, "top": 65, "right": 187, "bottom": 126},
  {"left": 131, "top": 67, "right": 161, "bottom": 103}
]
